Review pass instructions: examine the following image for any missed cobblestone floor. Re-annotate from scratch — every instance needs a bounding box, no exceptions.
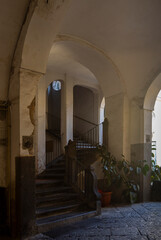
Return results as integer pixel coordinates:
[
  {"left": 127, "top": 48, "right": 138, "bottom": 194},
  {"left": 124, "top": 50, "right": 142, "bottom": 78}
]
[{"left": 28, "top": 202, "right": 161, "bottom": 240}]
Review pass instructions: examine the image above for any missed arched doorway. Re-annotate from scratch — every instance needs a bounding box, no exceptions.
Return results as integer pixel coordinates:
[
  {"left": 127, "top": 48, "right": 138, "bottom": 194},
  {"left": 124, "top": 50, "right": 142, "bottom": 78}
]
[
  {"left": 143, "top": 73, "right": 161, "bottom": 200},
  {"left": 46, "top": 80, "right": 62, "bottom": 166},
  {"left": 73, "top": 85, "right": 99, "bottom": 145},
  {"left": 144, "top": 73, "right": 161, "bottom": 143},
  {"left": 152, "top": 90, "right": 161, "bottom": 166}
]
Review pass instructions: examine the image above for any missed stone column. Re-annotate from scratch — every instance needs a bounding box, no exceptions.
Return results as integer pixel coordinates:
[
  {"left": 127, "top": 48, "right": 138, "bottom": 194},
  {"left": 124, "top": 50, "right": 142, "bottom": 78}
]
[
  {"left": 105, "top": 93, "right": 130, "bottom": 160},
  {"left": 61, "top": 75, "right": 73, "bottom": 151},
  {"left": 19, "top": 69, "right": 43, "bottom": 156},
  {"left": 16, "top": 156, "right": 35, "bottom": 238},
  {"left": 9, "top": 67, "right": 43, "bottom": 236},
  {"left": 35, "top": 76, "right": 46, "bottom": 174},
  {"left": 130, "top": 102, "right": 152, "bottom": 201}
]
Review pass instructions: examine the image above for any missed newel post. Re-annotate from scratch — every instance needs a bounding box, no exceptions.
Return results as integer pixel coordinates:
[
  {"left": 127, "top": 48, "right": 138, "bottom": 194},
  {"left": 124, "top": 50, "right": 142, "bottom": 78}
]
[
  {"left": 65, "top": 140, "right": 76, "bottom": 185},
  {"left": 86, "top": 166, "right": 101, "bottom": 215},
  {"left": 103, "top": 118, "right": 108, "bottom": 149}
]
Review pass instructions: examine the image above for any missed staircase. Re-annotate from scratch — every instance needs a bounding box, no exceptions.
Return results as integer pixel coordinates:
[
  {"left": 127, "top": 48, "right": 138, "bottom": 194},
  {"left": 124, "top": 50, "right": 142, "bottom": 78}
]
[{"left": 35, "top": 155, "right": 98, "bottom": 233}]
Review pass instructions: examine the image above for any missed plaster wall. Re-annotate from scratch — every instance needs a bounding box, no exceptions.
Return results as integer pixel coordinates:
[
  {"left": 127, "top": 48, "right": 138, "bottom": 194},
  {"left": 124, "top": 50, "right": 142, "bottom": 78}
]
[
  {"left": 105, "top": 93, "right": 130, "bottom": 159},
  {"left": 19, "top": 69, "right": 42, "bottom": 156},
  {"left": 0, "top": 112, "right": 7, "bottom": 187},
  {"left": 46, "top": 67, "right": 100, "bottom": 92},
  {"left": 21, "top": 0, "right": 72, "bottom": 73},
  {"left": 48, "top": 40, "right": 124, "bottom": 99},
  {"left": 36, "top": 76, "right": 46, "bottom": 173},
  {"left": 0, "top": 0, "right": 30, "bottom": 101},
  {"left": 123, "top": 95, "right": 130, "bottom": 160},
  {"left": 0, "top": 145, "right": 7, "bottom": 187},
  {"left": 9, "top": 67, "right": 43, "bottom": 202},
  {"left": 105, "top": 93, "right": 123, "bottom": 159},
  {"left": 131, "top": 143, "right": 151, "bottom": 201},
  {"left": 60, "top": 75, "right": 74, "bottom": 149},
  {"left": 130, "top": 101, "right": 143, "bottom": 145},
  {"left": 144, "top": 109, "right": 152, "bottom": 143}
]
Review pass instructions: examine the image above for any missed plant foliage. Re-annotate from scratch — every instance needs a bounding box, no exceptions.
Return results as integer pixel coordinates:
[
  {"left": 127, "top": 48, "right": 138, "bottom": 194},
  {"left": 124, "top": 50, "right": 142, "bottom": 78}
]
[
  {"left": 151, "top": 145, "right": 161, "bottom": 181},
  {"left": 96, "top": 145, "right": 150, "bottom": 203}
]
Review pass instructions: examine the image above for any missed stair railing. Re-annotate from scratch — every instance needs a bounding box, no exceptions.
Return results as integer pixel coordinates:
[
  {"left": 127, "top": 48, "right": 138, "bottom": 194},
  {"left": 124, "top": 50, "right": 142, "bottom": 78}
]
[
  {"left": 74, "top": 115, "right": 102, "bottom": 148},
  {"left": 74, "top": 116, "right": 109, "bottom": 149},
  {"left": 46, "top": 112, "right": 62, "bottom": 167},
  {"left": 46, "top": 137, "right": 61, "bottom": 167},
  {"left": 65, "top": 140, "right": 101, "bottom": 214},
  {"left": 46, "top": 112, "right": 60, "bottom": 135}
]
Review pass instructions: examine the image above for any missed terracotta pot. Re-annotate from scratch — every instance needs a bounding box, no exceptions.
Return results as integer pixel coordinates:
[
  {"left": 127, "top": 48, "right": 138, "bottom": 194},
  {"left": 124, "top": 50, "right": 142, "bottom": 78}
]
[{"left": 102, "top": 192, "right": 112, "bottom": 207}]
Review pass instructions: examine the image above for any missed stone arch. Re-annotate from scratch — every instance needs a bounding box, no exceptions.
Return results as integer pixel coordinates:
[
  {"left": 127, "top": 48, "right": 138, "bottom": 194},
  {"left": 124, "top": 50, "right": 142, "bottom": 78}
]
[
  {"left": 143, "top": 73, "right": 161, "bottom": 143},
  {"left": 9, "top": 0, "right": 126, "bottom": 184},
  {"left": 144, "top": 73, "right": 161, "bottom": 111},
  {"left": 20, "top": 0, "right": 73, "bottom": 73},
  {"left": 48, "top": 38, "right": 126, "bottom": 98}
]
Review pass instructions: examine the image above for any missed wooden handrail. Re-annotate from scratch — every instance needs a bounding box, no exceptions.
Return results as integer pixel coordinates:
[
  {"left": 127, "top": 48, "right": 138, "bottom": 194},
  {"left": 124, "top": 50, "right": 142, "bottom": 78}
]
[{"left": 65, "top": 140, "right": 101, "bottom": 214}]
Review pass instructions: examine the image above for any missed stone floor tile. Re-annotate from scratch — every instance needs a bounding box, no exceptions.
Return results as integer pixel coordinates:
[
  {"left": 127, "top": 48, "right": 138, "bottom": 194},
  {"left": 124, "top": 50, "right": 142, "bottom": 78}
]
[
  {"left": 26, "top": 233, "right": 53, "bottom": 240},
  {"left": 111, "top": 227, "right": 140, "bottom": 236},
  {"left": 42, "top": 202, "right": 161, "bottom": 240},
  {"left": 110, "top": 237, "right": 130, "bottom": 240}
]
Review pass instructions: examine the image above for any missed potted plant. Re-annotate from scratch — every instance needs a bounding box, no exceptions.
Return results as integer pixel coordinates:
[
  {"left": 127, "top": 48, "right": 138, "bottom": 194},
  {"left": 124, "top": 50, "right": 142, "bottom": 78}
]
[
  {"left": 97, "top": 145, "right": 150, "bottom": 205},
  {"left": 97, "top": 145, "right": 119, "bottom": 206},
  {"left": 151, "top": 148, "right": 161, "bottom": 201}
]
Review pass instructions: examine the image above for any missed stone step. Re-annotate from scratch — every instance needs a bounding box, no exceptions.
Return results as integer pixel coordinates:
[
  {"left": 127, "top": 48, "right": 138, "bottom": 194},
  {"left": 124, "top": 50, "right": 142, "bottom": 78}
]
[
  {"left": 44, "top": 167, "right": 65, "bottom": 173},
  {"left": 36, "top": 179, "right": 64, "bottom": 189},
  {"left": 36, "top": 193, "right": 79, "bottom": 207},
  {"left": 36, "top": 186, "right": 73, "bottom": 197},
  {"left": 37, "top": 198, "right": 81, "bottom": 209},
  {"left": 50, "top": 163, "right": 65, "bottom": 168},
  {"left": 36, "top": 210, "right": 97, "bottom": 233},
  {"left": 37, "top": 173, "right": 65, "bottom": 179},
  {"left": 36, "top": 189, "right": 76, "bottom": 199},
  {"left": 36, "top": 203, "right": 81, "bottom": 218}
]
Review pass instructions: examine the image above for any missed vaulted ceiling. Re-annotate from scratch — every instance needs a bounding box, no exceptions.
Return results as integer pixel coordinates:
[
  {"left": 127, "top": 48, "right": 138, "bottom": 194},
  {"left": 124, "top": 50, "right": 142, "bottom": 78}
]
[{"left": 1, "top": 0, "right": 161, "bottom": 100}]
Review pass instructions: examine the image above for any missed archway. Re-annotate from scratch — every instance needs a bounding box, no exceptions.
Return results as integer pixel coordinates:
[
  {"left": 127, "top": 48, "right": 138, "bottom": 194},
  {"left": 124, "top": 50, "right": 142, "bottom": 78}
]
[
  {"left": 144, "top": 73, "right": 161, "bottom": 200},
  {"left": 7, "top": 1, "right": 126, "bottom": 235},
  {"left": 46, "top": 80, "right": 62, "bottom": 166},
  {"left": 73, "top": 85, "right": 98, "bottom": 140},
  {"left": 152, "top": 90, "right": 161, "bottom": 166},
  {"left": 144, "top": 73, "right": 161, "bottom": 143}
]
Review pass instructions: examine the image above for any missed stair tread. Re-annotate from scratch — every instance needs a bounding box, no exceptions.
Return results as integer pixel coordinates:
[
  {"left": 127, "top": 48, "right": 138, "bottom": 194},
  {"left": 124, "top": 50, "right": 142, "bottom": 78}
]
[
  {"left": 45, "top": 168, "right": 65, "bottom": 172},
  {"left": 35, "top": 152, "right": 94, "bottom": 229},
  {"left": 36, "top": 203, "right": 80, "bottom": 215},
  {"left": 36, "top": 192, "right": 78, "bottom": 203},
  {"left": 36, "top": 186, "right": 72, "bottom": 195},
  {"left": 39, "top": 173, "right": 64, "bottom": 176},
  {"left": 36, "top": 210, "right": 96, "bottom": 225},
  {"left": 38, "top": 173, "right": 64, "bottom": 179},
  {"left": 36, "top": 179, "right": 63, "bottom": 184},
  {"left": 36, "top": 199, "right": 81, "bottom": 209}
]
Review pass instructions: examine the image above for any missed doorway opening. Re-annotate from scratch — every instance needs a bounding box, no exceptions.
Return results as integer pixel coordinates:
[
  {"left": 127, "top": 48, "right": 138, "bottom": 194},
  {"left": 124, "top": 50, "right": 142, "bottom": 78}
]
[
  {"left": 152, "top": 90, "right": 161, "bottom": 166},
  {"left": 46, "top": 80, "right": 62, "bottom": 166}
]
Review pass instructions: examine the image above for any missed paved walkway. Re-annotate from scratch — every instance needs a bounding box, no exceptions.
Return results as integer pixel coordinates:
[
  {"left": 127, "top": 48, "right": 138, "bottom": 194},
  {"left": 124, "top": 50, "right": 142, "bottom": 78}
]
[{"left": 28, "top": 202, "right": 161, "bottom": 240}]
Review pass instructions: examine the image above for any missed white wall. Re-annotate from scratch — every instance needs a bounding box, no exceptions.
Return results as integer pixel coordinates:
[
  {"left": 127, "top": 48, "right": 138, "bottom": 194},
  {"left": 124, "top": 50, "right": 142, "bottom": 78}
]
[{"left": 152, "top": 90, "right": 161, "bottom": 166}]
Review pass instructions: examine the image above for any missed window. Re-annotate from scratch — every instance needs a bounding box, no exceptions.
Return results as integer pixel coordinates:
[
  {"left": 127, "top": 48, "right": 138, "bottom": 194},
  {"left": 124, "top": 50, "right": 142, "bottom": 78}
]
[{"left": 52, "top": 81, "right": 61, "bottom": 91}]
